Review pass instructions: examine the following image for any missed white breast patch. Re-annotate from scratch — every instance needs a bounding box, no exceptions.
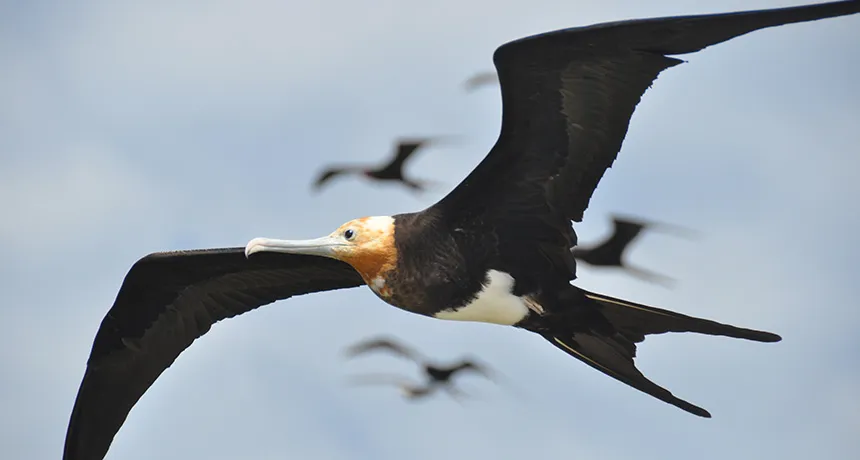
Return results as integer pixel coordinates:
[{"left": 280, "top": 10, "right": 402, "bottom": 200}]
[{"left": 433, "top": 270, "right": 530, "bottom": 326}]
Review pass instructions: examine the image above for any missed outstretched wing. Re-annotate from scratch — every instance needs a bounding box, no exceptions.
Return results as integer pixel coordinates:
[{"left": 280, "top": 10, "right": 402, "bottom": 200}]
[
  {"left": 64, "top": 248, "right": 363, "bottom": 460},
  {"left": 605, "top": 217, "right": 649, "bottom": 253},
  {"left": 430, "top": 1, "right": 860, "bottom": 283},
  {"left": 463, "top": 71, "right": 499, "bottom": 91},
  {"left": 572, "top": 217, "right": 647, "bottom": 265},
  {"left": 313, "top": 166, "right": 361, "bottom": 190},
  {"left": 452, "top": 360, "right": 495, "bottom": 380},
  {"left": 345, "top": 337, "right": 424, "bottom": 363},
  {"left": 374, "top": 140, "right": 430, "bottom": 177}
]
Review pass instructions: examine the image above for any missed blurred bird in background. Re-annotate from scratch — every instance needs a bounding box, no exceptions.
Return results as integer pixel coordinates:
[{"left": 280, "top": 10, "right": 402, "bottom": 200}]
[
  {"left": 344, "top": 337, "right": 496, "bottom": 401},
  {"left": 573, "top": 215, "right": 698, "bottom": 287},
  {"left": 312, "top": 137, "right": 453, "bottom": 193}
]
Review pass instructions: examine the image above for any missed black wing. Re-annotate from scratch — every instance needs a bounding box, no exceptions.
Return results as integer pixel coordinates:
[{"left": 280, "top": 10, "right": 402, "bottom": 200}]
[
  {"left": 345, "top": 337, "right": 424, "bottom": 363},
  {"left": 373, "top": 140, "right": 430, "bottom": 178},
  {"left": 430, "top": 1, "right": 860, "bottom": 281},
  {"left": 463, "top": 71, "right": 499, "bottom": 91},
  {"left": 572, "top": 217, "right": 647, "bottom": 265},
  {"left": 450, "top": 360, "right": 495, "bottom": 379},
  {"left": 64, "top": 248, "right": 363, "bottom": 460},
  {"left": 313, "top": 166, "right": 362, "bottom": 190}
]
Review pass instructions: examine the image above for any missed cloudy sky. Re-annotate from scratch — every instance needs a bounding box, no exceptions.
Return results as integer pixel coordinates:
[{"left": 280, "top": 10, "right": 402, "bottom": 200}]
[{"left": 2, "top": 0, "right": 858, "bottom": 459}]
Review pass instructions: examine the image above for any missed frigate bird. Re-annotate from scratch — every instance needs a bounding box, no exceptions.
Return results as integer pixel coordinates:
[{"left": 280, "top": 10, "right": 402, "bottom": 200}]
[
  {"left": 345, "top": 337, "right": 495, "bottom": 385},
  {"left": 572, "top": 215, "right": 697, "bottom": 287},
  {"left": 64, "top": 2, "right": 860, "bottom": 459},
  {"left": 463, "top": 71, "right": 499, "bottom": 91},
  {"left": 312, "top": 138, "right": 444, "bottom": 192}
]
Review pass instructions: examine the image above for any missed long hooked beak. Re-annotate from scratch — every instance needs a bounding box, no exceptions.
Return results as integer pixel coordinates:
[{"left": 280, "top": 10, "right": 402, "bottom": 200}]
[{"left": 244, "top": 235, "right": 345, "bottom": 258}]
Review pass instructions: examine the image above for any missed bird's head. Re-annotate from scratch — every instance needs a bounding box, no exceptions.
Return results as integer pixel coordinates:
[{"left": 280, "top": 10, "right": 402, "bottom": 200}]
[{"left": 245, "top": 216, "right": 397, "bottom": 284}]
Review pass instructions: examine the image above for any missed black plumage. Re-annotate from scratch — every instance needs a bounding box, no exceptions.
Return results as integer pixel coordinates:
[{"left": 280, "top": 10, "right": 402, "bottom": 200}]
[
  {"left": 345, "top": 337, "right": 494, "bottom": 385},
  {"left": 463, "top": 71, "right": 499, "bottom": 91},
  {"left": 572, "top": 215, "right": 697, "bottom": 286},
  {"left": 313, "top": 138, "right": 444, "bottom": 192},
  {"left": 64, "top": 250, "right": 362, "bottom": 460},
  {"left": 64, "top": 3, "right": 860, "bottom": 459}
]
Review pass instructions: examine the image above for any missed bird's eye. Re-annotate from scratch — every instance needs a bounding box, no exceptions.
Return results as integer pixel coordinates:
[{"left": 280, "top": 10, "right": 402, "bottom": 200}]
[{"left": 344, "top": 229, "right": 356, "bottom": 241}]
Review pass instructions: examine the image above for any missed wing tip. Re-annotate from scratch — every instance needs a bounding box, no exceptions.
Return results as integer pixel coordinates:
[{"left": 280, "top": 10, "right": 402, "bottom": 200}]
[
  {"left": 760, "top": 331, "right": 783, "bottom": 343},
  {"left": 740, "top": 329, "right": 782, "bottom": 343},
  {"left": 678, "top": 400, "right": 713, "bottom": 418}
]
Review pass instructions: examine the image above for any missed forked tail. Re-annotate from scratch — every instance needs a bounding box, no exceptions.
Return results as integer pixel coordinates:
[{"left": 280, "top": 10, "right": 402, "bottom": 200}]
[
  {"left": 584, "top": 291, "right": 781, "bottom": 344},
  {"left": 540, "top": 289, "right": 781, "bottom": 417}
]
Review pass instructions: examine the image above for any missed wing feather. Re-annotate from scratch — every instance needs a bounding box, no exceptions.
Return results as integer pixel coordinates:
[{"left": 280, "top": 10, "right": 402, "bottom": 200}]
[
  {"left": 430, "top": 1, "right": 860, "bottom": 278},
  {"left": 373, "top": 140, "right": 428, "bottom": 177},
  {"left": 572, "top": 217, "right": 646, "bottom": 265},
  {"left": 64, "top": 248, "right": 363, "bottom": 460}
]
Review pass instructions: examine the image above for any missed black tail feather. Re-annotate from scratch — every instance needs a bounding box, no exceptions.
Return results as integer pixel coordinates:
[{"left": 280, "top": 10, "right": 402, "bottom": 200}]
[
  {"left": 533, "top": 288, "right": 780, "bottom": 417},
  {"left": 584, "top": 291, "right": 782, "bottom": 343},
  {"left": 544, "top": 334, "right": 712, "bottom": 418}
]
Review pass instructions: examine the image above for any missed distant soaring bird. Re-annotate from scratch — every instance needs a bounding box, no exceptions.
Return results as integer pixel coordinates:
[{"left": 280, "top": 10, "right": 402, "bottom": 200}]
[
  {"left": 313, "top": 137, "right": 448, "bottom": 192},
  {"left": 572, "top": 215, "right": 697, "bottom": 287},
  {"left": 64, "top": 3, "right": 860, "bottom": 459},
  {"left": 345, "top": 337, "right": 495, "bottom": 386},
  {"left": 463, "top": 71, "right": 499, "bottom": 91}
]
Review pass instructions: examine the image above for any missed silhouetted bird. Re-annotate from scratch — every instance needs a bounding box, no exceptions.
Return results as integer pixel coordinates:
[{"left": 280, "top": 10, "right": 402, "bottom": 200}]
[
  {"left": 572, "top": 215, "right": 697, "bottom": 287},
  {"left": 463, "top": 71, "right": 499, "bottom": 91},
  {"left": 346, "top": 337, "right": 494, "bottom": 385},
  {"left": 313, "top": 138, "right": 445, "bottom": 192}
]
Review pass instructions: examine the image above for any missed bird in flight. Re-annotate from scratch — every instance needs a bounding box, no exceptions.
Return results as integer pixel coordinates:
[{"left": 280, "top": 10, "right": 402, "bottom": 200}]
[
  {"left": 312, "top": 137, "right": 447, "bottom": 193},
  {"left": 64, "top": 2, "right": 860, "bottom": 459},
  {"left": 572, "top": 215, "right": 697, "bottom": 287},
  {"left": 463, "top": 71, "right": 499, "bottom": 92},
  {"left": 345, "top": 337, "right": 495, "bottom": 387}
]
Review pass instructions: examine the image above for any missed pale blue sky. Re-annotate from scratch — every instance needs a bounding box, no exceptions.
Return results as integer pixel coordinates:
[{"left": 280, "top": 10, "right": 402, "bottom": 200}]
[{"left": 1, "top": 1, "right": 859, "bottom": 459}]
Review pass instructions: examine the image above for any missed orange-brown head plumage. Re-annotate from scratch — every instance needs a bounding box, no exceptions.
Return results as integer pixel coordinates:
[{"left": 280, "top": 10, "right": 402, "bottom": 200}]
[
  {"left": 328, "top": 216, "right": 397, "bottom": 286},
  {"left": 244, "top": 215, "right": 398, "bottom": 298}
]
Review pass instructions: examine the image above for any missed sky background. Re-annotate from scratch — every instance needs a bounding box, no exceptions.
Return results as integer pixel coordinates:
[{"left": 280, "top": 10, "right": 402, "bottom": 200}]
[{"left": 1, "top": 0, "right": 859, "bottom": 459}]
